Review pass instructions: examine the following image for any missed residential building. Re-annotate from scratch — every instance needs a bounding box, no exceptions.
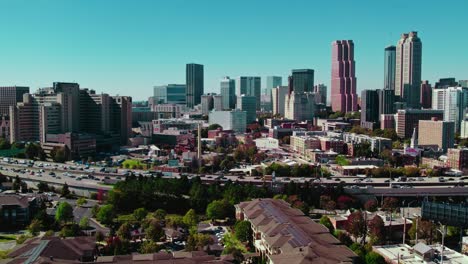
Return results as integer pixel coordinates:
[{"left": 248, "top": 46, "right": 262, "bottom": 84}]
[
  {"left": 200, "top": 94, "right": 214, "bottom": 115},
  {"left": 373, "top": 243, "right": 468, "bottom": 264},
  {"left": 331, "top": 40, "right": 358, "bottom": 112},
  {"left": 343, "top": 133, "right": 392, "bottom": 153},
  {"left": 313, "top": 84, "right": 327, "bottom": 105},
  {"left": 0, "top": 194, "right": 37, "bottom": 228},
  {"left": 213, "top": 94, "right": 223, "bottom": 111},
  {"left": 290, "top": 135, "right": 321, "bottom": 155},
  {"left": 272, "top": 85, "right": 288, "bottom": 116},
  {"left": 237, "top": 76, "right": 261, "bottom": 110},
  {"left": 291, "top": 69, "right": 314, "bottom": 93},
  {"left": 378, "top": 89, "right": 395, "bottom": 120},
  {"left": 360, "top": 89, "right": 379, "bottom": 129},
  {"left": 319, "top": 137, "right": 345, "bottom": 153},
  {"left": 420, "top": 80, "right": 432, "bottom": 108},
  {"left": 209, "top": 109, "right": 246, "bottom": 133},
  {"left": 384, "top": 46, "right": 396, "bottom": 90},
  {"left": 265, "top": 76, "right": 282, "bottom": 97},
  {"left": 186, "top": 63, "right": 204, "bottom": 108},
  {"left": 235, "top": 199, "right": 356, "bottom": 264},
  {"left": 395, "top": 109, "right": 443, "bottom": 138},
  {"left": 220, "top": 76, "right": 236, "bottom": 110},
  {"left": 395, "top": 31, "right": 422, "bottom": 108},
  {"left": 418, "top": 118, "right": 454, "bottom": 152},
  {"left": 447, "top": 148, "right": 468, "bottom": 172},
  {"left": 9, "top": 94, "right": 39, "bottom": 142},
  {"left": 153, "top": 84, "right": 186, "bottom": 105},
  {"left": 254, "top": 137, "right": 279, "bottom": 149},
  {"left": 0, "top": 86, "right": 29, "bottom": 117}
]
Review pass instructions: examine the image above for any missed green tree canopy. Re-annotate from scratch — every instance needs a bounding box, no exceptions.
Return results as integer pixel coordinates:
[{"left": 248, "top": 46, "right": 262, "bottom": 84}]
[
  {"left": 133, "top": 208, "right": 148, "bottom": 222},
  {"left": 97, "top": 205, "right": 115, "bottom": 225},
  {"left": 55, "top": 202, "right": 74, "bottom": 223},
  {"left": 183, "top": 209, "right": 199, "bottom": 227},
  {"left": 234, "top": 220, "right": 252, "bottom": 242}
]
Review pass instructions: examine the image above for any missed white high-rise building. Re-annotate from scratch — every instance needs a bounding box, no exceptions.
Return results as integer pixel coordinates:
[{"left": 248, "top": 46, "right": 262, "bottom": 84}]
[
  {"left": 209, "top": 109, "right": 247, "bottom": 133},
  {"left": 284, "top": 92, "right": 315, "bottom": 122},
  {"left": 272, "top": 86, "right": 288, "bottom": 117},
  {"left": 432, "top": 87, "right": 468, "bottom": 132}
]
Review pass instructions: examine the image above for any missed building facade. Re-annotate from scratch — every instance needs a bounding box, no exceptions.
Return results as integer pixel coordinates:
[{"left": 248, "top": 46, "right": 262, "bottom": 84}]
[
  {"left": 418, "top": 118, "right": 454, "bottom": 152},
  {"left": 384, "top": 46, "right": 396, "bottom": 91},
  {"left": 395, "top": 32, "right": 422, "bottom": 108},
  {"left": 200, "top": 94, "right": 214, "bottom": 115},
  {"left": 186, "top": 63, "right": 204, "bottom": 108},
  {"left": 272, "top": 86, "right": 288, "bottom": 117},
  {"left": 0, "top": 86, "right": 29, "bottom": 117},
  {"left": 361, "top": 89, "right": 379, "bottom": 129},
  {"left": 420, "top": 81, "right": 432, "bottom": 108},
  {"left": 236, "top": 95, "right": 256, "bottom": 124},
  {"left": 395, "top": 109, "right": 444, "bottom": 139},
  {"left": 153, "top": 84, "right": 186, "bottom": 105},
  {"left": 209, "top": 110, "right": 247, "bottom": 133},
  {"left": 313, "top": 84, "right": 327, "bottom": 105},
  {"left": 237, "top": 76, "right": 261, "bottom": 110},
  {"left": 378, "top": 89, "right": 395, "bottom": 120},
  {"left": 265, "top": 76, "right": 282, "bottom": 97},
  {"left": 220, "top": 76, "right": 236, "bottom": 110},
  {"left": 291, "top": 69, "right": 314, "bottom": 93},
  {"left": 331, "top": 40, "right": 358, "bottom": 112}
]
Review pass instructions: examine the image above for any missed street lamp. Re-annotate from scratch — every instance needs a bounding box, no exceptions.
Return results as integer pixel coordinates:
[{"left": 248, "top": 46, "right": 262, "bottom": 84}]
[{"left": 436, "top": 224, "right": 447, "bottom": 264}]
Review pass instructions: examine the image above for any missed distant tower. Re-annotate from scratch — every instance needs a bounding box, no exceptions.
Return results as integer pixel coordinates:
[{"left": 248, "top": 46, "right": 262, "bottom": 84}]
[
  {"left": 395, "top": 32, "right": 422, "bottom": 108},
  {"left": 410, "top": 127, "right": 418, "bottom": 148},
  {"left": 331, "top": 40, "right": 358, "bottom": 113},
  {"left": 197, "top": 123, "right": 202, "bottom": 159}
]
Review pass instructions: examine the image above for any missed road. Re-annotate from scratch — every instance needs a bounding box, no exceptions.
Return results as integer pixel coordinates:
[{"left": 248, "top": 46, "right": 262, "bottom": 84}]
[{"left": 1, "top": 158, "right": 467, "bottom": 197}]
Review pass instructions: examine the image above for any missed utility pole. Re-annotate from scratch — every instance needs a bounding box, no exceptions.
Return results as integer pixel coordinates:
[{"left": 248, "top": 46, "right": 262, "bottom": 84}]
[{"left": 437, "top": 224, "right": 446, "bottom": 264}]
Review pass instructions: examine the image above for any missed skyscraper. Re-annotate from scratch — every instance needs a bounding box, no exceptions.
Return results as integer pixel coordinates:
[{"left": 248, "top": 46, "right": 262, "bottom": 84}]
[
  {"left": 0, "top": 86, "right": 29, "bottom": 117},
  {"left": 186, "top": 63, "right": 204, "bottom": 108},
  {"left": 435, "top": 78, "right": 457, "bottom": 89},
  {"left": 378, "top": 89, "right": 395, "bottom": 119},
  {"left": 220, "top": 77, "right": 236, "bottom": 110},
  {"left": 331, "top": 40, "right": 358, "bottom": 113},
  {"left": 237, "top": 95, "right": 257, "bottom": 124},
  {"left": 395, "top": 32, "right": 422, "bottom": 108},
  {"left": 360, "top": 90, "right": 379, "bottom": 129},
  {"left": 432, "top": 87, "right": 468, "bottom": 133},
  {"left": 384, "top": 46, "right": 396, "bottom": 90},
  {"left": 272, "top": 86, "right": 289, "bottom": 117},
  {"left": 420, "top": 81, "right": 432, "bottom": 109},
  {"left": 266, "top": 76, "right": 282, "bottom": 96},
  {"left": 153, "top": 84, "right": 186, "bottom": 105},
  {"left": 201, "top": 94, "right": 214, "bottom": 115},
  {"left": 291, "top": 69, "right": 314, "bottom": 93},
  {"left": 237, "top": 76, "right": 261, "bottom": 110},
  {"left": 313, "top": 84, "right": 327, "bottom": 105}
]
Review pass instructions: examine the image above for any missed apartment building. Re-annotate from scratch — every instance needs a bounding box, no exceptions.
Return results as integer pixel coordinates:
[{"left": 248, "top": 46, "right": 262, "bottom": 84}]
[{"left": 235, "top": 199, "right": 356, "bottom": 264}]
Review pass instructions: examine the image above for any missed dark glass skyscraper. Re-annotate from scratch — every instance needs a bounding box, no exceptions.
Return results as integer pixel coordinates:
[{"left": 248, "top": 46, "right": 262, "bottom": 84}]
[
  {"left": 361, "top": 90, "right": 379, "bottom": 129},
  {"left": 291, "top": 69, "right": 314, "bottom": 93},
  {"left": 186, "top": 63, "right": 204, "bottom": 108},
  {"left": 384, "top": 46, "right": 396, "bottom": 91},
  {"left": 378, "top": 89, "right": 395, "bottom": 119}
]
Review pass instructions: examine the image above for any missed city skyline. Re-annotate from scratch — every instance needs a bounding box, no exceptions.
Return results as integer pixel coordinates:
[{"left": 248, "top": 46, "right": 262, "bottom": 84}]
[{"left": 1, "top": 1, "right": 467, "bottom": 100}]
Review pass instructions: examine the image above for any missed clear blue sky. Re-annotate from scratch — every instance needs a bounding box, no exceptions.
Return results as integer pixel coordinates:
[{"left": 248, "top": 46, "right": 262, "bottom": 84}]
[{"left": 1, "top": 0, "right": 467, "bottom": 100}]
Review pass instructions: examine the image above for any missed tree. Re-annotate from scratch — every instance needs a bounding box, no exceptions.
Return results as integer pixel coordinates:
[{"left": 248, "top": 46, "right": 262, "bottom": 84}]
[
  {"left": 382, "top": 197, "right": 398, "bottom": 212},
  {"left": 153, "top": 209, "right": 167, "bottom": 221},
  {"left": 364, "top": 200, "right": 378, "bottom": 212},
  {"left": 319, "top": 216, "right": 334, "bottom": 233},
  {"left": 55, "top": 202, "right": 74, "bottom": 223},
  {"left": 20, "top": 181, "right": 28, "bottom": 193},
  {"left": 28, "top": 219, "right": 42, "bottom": 236},
  {"left": 133, "top": 208, "right": 148, "bottom": 222},
  {"left": 207, "top": 123, "right": 222, "bottom": 131},
  {"left": 76, "top": 197, "right": 87, "bottom": 207},
  {"left": 0, "top": 138, "right": 11, "bottom": 149},
  {"left": 345, "top": 210, "right": 367, "bottom": 243},
  {"left": 336, "top": 155, "right": 351, "bottom": 166},
  {"left": 60, "top": 224, "right": 80, "bottom": 237},
  {"left": 97, "top": 205, "right": 115, "bottom": 225},
  {"left": 91, "top": 204, "right": 100, "bottom": 218},
  {"left": 51, "top": 146, "right": 67, "bottom": 163},
  {"left": 146, "top": 219, "right": 164, "bottom": 241},
  {"left": 183, "top": 209, "right": 199, "bottom": 227},
  {"left": 408, "top": 217, "right": 435, "bottom": 243},
  {"left": 234, "top": 221, "right": 252, "bottom": 242},
  {"left": 365, "top": 252, "right": 386, "bottom": 264},
  {"left": 61, "top": 183, "right": 70, "bottom": 197},
  {"left": 206, "top": 200, "right": 232, "bottom": 220},
  {"left": 139, "top": 241, "right": 161, "bottom": 253},
  {"left": 13, "top": 175, "right": 21, "bottom": 192},
  {"left": 368, "top": 215, "right": 385, "bottom": 245},
  {"left": 165, "top": 215, "right": 184, "bottom": 229},
  {"left": 79, "top": 217, "right": 90, "bottom": 230},
  {"left": 37, "top": 182, "right": 50, "bottom": 193},
  {"left": 117, "top": 222, "right": 132, "bottom": 240},
  {"left": 337, "top": 195, "right": 354, "bottom": 209},
  {"left": 186, "top": 233, "right": 214, "bottom": 251}
]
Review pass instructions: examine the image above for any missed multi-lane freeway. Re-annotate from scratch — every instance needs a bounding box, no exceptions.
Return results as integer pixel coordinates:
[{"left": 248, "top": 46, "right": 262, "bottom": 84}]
[{"left": 1, "top": 158, "right": 467, "bottom": 197}]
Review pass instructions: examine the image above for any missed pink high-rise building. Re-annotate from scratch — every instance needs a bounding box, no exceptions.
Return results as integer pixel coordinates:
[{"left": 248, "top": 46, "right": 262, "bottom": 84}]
[{"left": 331, "top": 40, "right": 358, "bottom": 113}]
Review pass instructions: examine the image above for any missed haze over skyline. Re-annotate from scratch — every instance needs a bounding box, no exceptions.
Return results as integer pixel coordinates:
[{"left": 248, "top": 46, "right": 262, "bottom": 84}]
[{"left": 1, "top": 0, "right": 467, "bottom": 100}]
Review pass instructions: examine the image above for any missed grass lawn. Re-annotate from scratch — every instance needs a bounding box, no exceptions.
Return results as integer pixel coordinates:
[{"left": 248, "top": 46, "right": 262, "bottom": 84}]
[
  {"left": 121, "top": 159, "right": 148, "bottom": 170},
  {"left": 0, "top": 235, "right": 16, "bottom": 243}
]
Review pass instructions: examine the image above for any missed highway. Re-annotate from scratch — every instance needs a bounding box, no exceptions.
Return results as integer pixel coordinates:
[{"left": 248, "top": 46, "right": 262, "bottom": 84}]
[{"left": 1, "top": 158, "right": 467, "bottom": 198}]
